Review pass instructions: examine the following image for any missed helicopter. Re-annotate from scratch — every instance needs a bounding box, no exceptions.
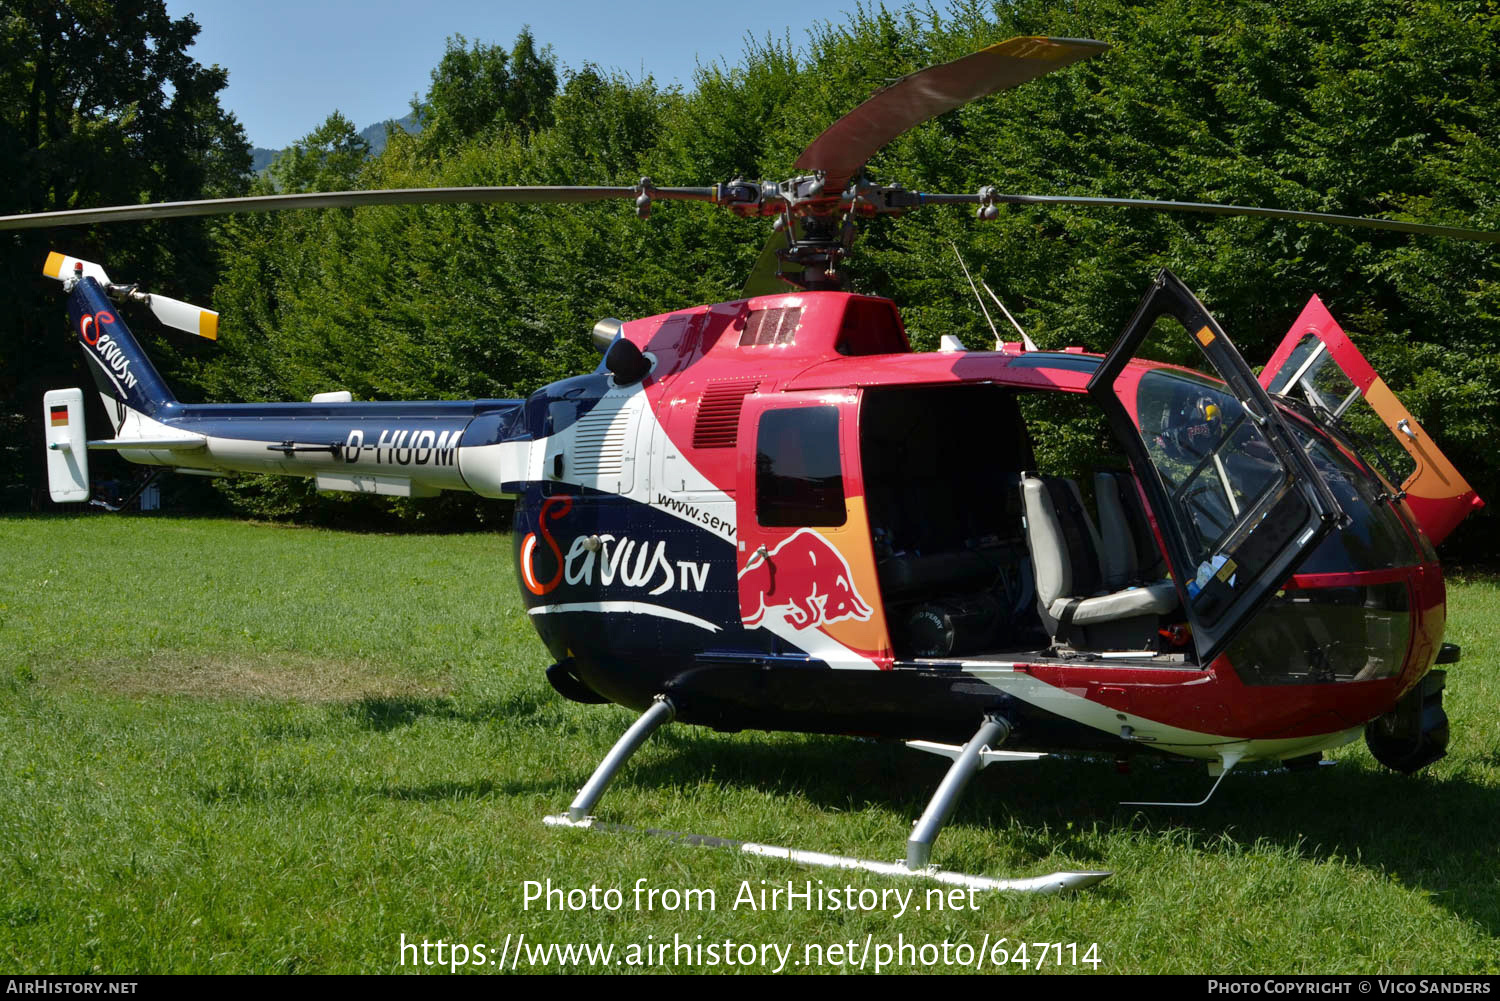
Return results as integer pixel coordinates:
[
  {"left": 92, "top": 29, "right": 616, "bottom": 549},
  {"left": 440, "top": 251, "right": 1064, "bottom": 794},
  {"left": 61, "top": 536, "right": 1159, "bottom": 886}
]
[{"left": 8, "top": 35, "right": 1493, "bottom": 893}]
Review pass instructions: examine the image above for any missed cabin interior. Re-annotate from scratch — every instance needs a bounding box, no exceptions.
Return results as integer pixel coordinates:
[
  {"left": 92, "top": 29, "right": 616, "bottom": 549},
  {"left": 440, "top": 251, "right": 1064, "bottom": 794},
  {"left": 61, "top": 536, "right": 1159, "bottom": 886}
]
[{"left": 859, "top": 384, "right": 1188, "bottom": 664}]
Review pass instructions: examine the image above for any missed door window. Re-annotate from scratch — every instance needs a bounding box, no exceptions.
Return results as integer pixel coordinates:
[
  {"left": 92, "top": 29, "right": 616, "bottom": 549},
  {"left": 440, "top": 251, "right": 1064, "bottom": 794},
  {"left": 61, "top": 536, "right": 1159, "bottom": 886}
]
[{"left": 755, "top": 406, "right": 846, "bottom": 526}]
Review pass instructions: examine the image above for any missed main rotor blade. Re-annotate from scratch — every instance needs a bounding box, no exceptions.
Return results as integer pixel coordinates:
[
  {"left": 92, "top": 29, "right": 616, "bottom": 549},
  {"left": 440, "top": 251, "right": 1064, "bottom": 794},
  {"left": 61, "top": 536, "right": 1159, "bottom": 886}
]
[
  {"left": 982, "top": 192, "right": 1500, "bottom": 243},
  {"left": 0, "top": 185, "right": 719, "bottom": 231},
  {"left": 796, "top": 36, "right": 1107, "bottom": 192}
]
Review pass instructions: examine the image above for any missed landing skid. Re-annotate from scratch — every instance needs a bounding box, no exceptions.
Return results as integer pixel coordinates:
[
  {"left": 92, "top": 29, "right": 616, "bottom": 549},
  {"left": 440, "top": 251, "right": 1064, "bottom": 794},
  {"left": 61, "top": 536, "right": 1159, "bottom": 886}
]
[{"left": 544, "top": 698, "right": 1111, "bottom": 894}]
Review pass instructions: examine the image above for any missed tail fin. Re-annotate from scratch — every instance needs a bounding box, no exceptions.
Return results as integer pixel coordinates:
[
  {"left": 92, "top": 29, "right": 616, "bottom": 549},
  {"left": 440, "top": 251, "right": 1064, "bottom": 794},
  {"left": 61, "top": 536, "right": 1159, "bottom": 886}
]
[
  {"left": 44, "top": 253, "right": 181, "bottom": 431},
  {"left": 66, "top": 274, "right": 177, "bottom": 430}
]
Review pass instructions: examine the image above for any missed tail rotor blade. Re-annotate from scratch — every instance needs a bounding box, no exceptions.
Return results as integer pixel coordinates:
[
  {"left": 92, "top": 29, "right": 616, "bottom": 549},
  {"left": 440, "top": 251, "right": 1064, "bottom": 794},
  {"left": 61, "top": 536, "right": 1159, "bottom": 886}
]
[
  {"left": 42, "top": 251, "right": 111, "bottom": 285},
  {"left": 147, "top": 294, "right": 219, "bottom": 340}
]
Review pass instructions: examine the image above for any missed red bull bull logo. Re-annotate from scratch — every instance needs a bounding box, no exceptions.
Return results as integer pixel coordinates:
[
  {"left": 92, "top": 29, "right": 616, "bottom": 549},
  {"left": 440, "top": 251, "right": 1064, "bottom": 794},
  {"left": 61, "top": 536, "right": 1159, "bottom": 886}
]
[{"left": 738, "top": 529, "right": 873, "bottom": 630}]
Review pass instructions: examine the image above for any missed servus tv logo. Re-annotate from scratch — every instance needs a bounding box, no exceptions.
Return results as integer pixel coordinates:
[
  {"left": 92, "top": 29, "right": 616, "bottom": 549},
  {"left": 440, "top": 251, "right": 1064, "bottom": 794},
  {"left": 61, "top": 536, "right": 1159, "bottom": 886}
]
[
  {"left": 519, "top": 495, "right": 713, "bottom": 598},
  {"left": 79, "top": 310, "right": 139, "bottom": 392},
  {"left": 739, "top": 529, "right": 872, "bottom": 631}
]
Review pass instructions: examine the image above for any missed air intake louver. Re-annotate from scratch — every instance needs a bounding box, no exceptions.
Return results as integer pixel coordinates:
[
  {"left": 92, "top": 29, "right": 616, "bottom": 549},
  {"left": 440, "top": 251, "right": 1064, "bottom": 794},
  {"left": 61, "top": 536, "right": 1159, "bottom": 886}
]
[
  {"left": 739, "top": 307, "right": 802, "bottom": 347},
  {"left": 693, "top": 378, "right": 759, "bottom": 449},
  {"left": 571, "top": 403, "right": 631, "bottom": 476}
]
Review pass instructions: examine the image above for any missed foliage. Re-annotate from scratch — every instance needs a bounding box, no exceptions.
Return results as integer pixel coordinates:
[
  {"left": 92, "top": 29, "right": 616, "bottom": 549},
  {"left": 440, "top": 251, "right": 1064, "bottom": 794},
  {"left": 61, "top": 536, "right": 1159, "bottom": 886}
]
[
  {"left": 412, "top": 29, "right": 558, "bottom": 155},
  {"left": 268, "top": 110, "right": 370, "bottom": 194},
  {"left": 192, "top": 1, "right": 1500, "bottom": 550}
]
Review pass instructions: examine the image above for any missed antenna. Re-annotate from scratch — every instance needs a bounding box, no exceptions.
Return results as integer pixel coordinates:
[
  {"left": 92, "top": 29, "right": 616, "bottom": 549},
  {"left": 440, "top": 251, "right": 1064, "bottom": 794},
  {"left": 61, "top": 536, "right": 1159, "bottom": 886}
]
[
  {"left": 948, "top": 241, "right": 1037, "bottom": 351},
  {"left": 979, "top": 277, "right": 1037, "bottom": 352},
  {"left": 949, "top": 242, "right": 1000, "bottom": 344}
]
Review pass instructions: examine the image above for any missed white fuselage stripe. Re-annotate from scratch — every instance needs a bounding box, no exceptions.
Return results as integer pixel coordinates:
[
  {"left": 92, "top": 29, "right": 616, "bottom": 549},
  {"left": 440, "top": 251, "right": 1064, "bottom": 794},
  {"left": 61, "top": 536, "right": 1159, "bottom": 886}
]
[
  {"left": 961, "top": 663, "right": 1359, "bottom": 762},
  {"left": 528, "top": 601, "right": 722, "bottom": 633}
]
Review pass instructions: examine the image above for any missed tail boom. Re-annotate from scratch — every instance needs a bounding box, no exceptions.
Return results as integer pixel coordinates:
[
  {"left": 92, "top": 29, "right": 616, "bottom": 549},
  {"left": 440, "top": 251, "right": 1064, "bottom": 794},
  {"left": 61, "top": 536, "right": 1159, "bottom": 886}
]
[
  {"left": 138, "top": 401, "right": 522, "bottom": 499},
  {"left": 57, "top": 270, "right": 530, "bottom": 501}
]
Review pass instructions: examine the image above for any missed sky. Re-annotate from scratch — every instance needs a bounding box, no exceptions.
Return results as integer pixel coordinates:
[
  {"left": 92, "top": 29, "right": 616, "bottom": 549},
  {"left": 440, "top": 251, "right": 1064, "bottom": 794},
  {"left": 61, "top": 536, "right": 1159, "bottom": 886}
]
[{"left": 163, "top": 0, "right": 867, "bottom": 150}]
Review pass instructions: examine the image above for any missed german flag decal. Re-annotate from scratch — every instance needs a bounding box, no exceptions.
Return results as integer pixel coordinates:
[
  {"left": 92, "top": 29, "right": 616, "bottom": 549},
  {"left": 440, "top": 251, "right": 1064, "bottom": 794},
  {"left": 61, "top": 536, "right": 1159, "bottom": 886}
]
[{"left": 49, "top": 405, "right": 68, "bottom": 427}]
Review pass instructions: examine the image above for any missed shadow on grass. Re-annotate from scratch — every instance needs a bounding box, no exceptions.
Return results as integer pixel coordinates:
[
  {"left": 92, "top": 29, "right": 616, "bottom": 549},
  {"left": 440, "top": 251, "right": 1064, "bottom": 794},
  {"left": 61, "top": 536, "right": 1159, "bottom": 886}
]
[
  {"left": 594, "top": 729, "right": 1500, "bottom": 935},
  {"left": 195, "top": 769, "right": 558, "bottom": 805},
  {"left": 344, "top": 691, "right": 554, "bottom": 731}
]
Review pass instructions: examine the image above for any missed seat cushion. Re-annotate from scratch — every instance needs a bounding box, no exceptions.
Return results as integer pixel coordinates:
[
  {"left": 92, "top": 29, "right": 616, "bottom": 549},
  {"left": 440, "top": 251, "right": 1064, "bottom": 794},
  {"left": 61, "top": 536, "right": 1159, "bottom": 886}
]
[{"left": 1047, "top": 579, "right": 1179, "bottom": 625}]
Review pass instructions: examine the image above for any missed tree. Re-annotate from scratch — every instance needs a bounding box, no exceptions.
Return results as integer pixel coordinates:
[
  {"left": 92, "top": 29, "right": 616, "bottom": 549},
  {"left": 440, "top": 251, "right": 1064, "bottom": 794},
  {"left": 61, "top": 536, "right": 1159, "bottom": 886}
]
[
  {"left": 412, "top": 28, "right": 557, "bottom": 154},
  {"left": 197, "top": 3, "right": 1500, "bottom": 553},
  {"left": 269, "top": 111, "right": 370, "bottom": 193}
]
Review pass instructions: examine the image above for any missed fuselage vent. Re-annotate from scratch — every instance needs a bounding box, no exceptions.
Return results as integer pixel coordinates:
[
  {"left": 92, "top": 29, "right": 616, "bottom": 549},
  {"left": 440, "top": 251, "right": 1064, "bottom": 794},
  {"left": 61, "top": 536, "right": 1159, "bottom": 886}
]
[
  {"left": 693, "top": 378, "right": 760, "bottom": 449},
  {"left": 739, "top": 307, "right": 802, "bottom": 347},
  {"left": 571, "top": 401, "right": 632, "bottom": 476}
]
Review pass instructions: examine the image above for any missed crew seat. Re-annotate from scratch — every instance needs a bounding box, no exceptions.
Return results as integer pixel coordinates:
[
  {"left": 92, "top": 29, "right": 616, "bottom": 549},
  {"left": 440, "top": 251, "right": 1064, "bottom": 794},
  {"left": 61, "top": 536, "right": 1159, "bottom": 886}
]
[
  {"left": 1094, "top": 470, "right": 1167, "bottom": 587},
  {"left": 1021, "top": 474, "right": 1177, "bottom": 649}
]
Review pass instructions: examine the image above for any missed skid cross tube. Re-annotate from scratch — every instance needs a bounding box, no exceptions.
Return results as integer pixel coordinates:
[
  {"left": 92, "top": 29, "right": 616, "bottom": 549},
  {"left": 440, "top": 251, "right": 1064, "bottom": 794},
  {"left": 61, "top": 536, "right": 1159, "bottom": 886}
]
[
  {"left": 567, "top": 695, "right": 676, "bottom": 821},
  {"left": 906, "top": 715, "right": 1011, "bottom": 870}
]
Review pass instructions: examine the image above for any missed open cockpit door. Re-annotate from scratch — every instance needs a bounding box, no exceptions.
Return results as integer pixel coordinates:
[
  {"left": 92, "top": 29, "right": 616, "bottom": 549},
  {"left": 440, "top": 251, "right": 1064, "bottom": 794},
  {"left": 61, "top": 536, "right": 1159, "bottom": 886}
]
[
  {"left": 1087, "top": 270, "right": 1344, "bottom": 664},
  {"left": 1260, "top": 295, "right": 1482, "bottom": 545}
]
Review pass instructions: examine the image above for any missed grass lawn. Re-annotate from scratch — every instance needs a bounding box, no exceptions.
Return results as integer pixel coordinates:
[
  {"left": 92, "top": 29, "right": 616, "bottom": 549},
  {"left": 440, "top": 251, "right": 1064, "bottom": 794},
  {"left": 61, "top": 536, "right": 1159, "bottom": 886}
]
[{"left": 1, "top": 514, "right": 1496, "bottom": 974}]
